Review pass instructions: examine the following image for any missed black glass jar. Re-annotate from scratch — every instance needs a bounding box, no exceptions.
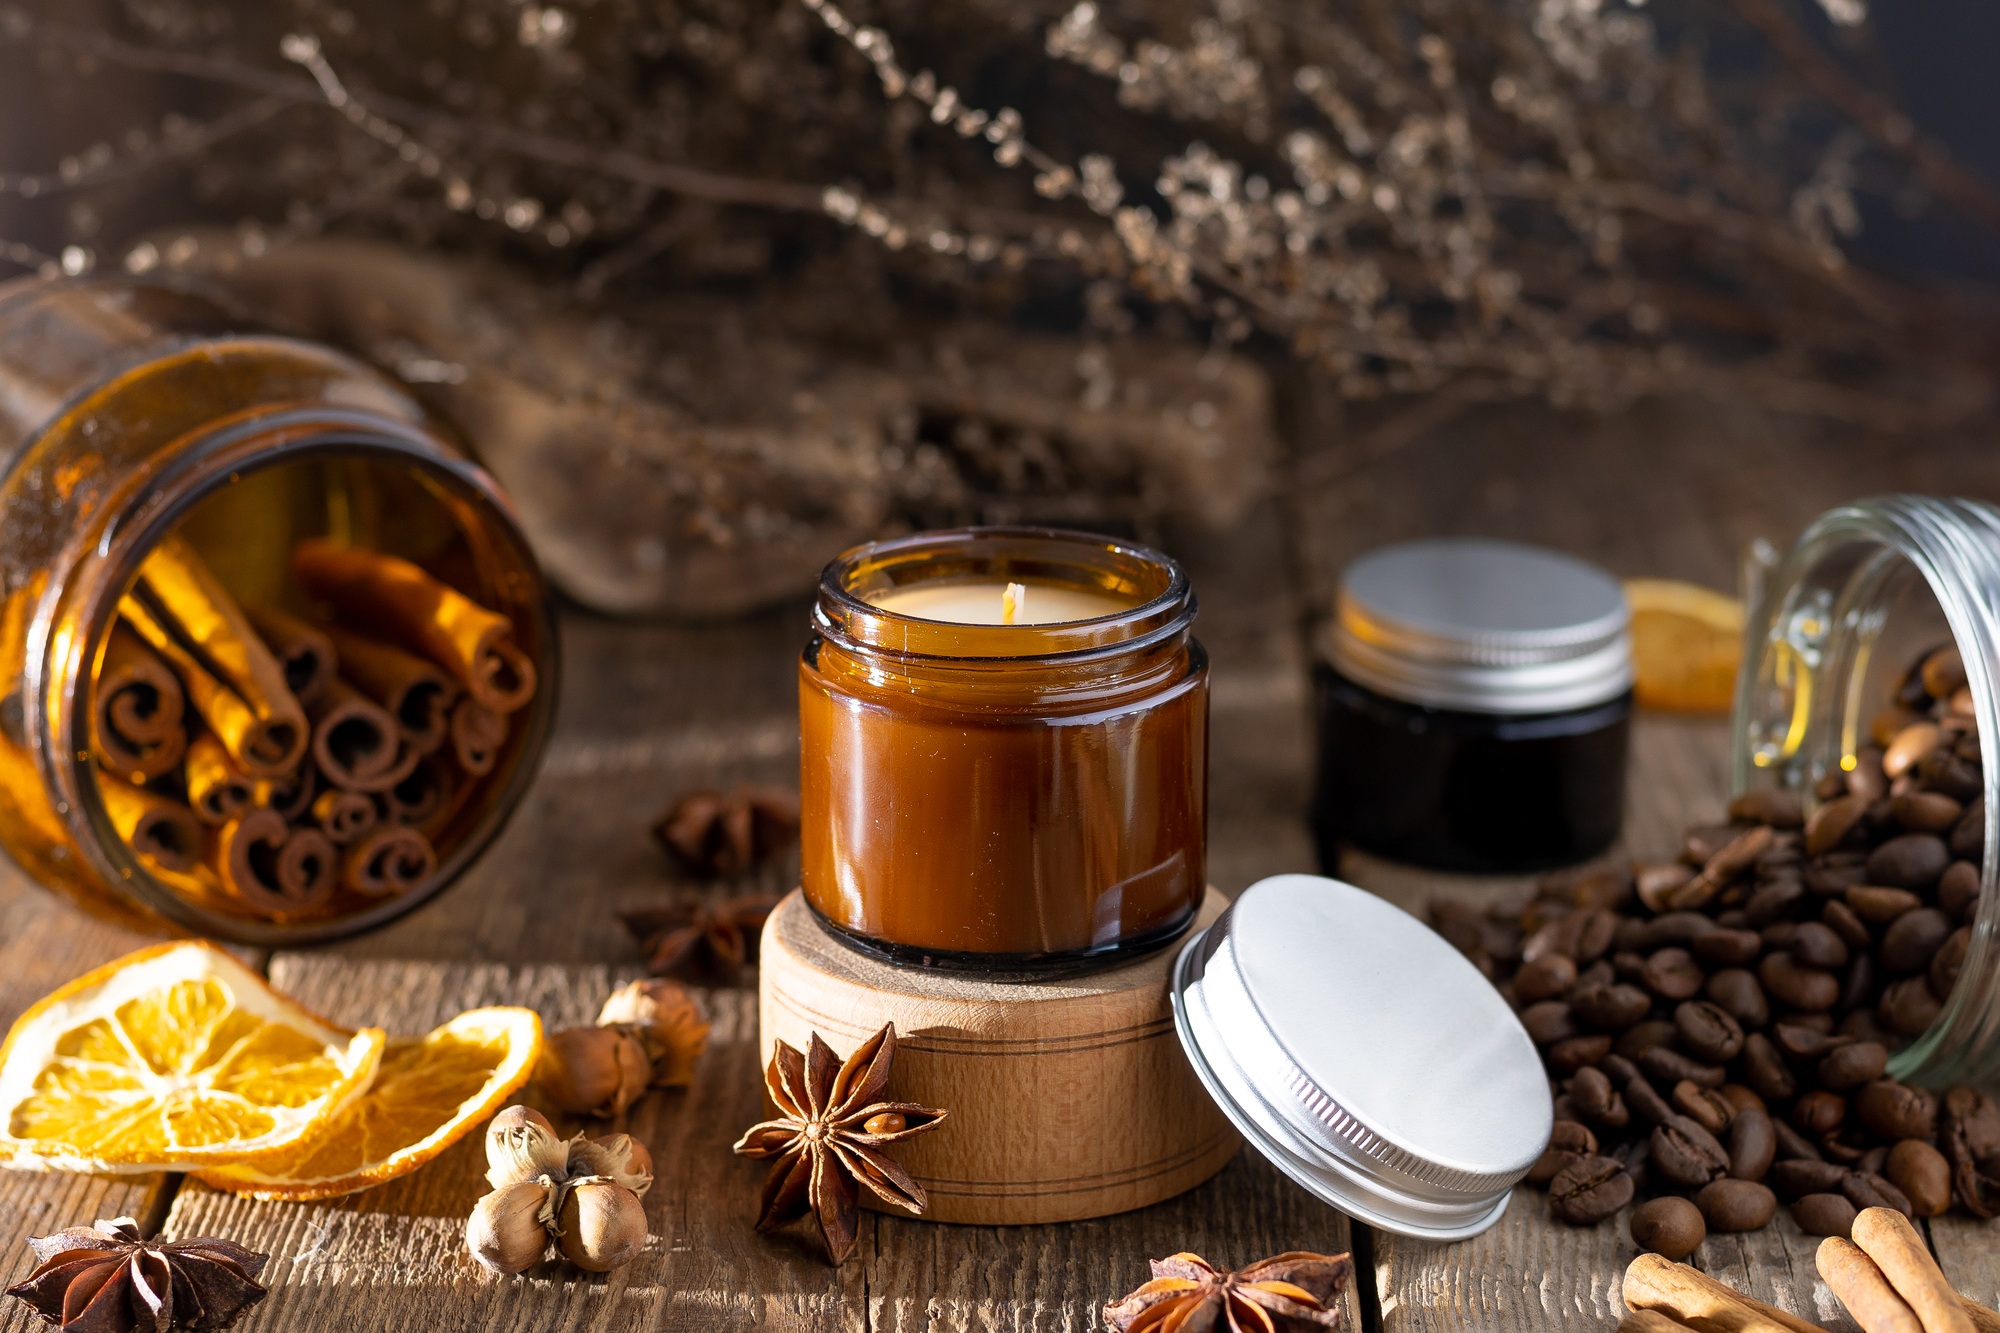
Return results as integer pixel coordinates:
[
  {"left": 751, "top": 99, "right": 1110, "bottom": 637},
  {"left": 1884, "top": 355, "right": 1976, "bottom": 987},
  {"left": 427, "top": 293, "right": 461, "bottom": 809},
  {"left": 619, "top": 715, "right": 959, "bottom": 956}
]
[{"left": 1311, "top": 539, "right": 1633, "bottom": 873}]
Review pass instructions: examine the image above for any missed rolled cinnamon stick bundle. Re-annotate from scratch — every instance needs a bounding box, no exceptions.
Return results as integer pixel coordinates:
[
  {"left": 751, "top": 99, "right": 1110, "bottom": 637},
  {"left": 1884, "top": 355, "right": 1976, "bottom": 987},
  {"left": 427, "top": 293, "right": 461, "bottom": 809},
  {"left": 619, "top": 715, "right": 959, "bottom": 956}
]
[
  {"left": 317, "top": 624, "right": 456, "bottom": 753},
  {"left": 184, "top": 733, "right": 256, "bottom": 825},
  {"left": 294, "top": 539, "right": 535, "bottom": 714},
  {"left": 341, "top": 823, "right": 437, "bottom": 897},
  {"left": 257, "top": 763, "right": 318, "bottom": 823},
  {"left": 311, "top": 787, "right": 378, "bottom": 845},
  {"left": 245, "top": 606, "right": 336, "bottom": 708},
  {"left": 448, "top": 697, "right": 505, "bottom": 776},
  {"left": 382, "top": 755, "right": 450, "bottom": 826},
  {"left": 1851, "top": 1208, "right": 1976, "bottom": 1333},
  {"left": 120, "top": 596, "right": 295, "bottom": 781},
  {"left": 212, "top": 808, "right": 338, "bottom": 917},
  {"left": 90, "top": 624, "right": 188, "bottom": 781},
  {"left": 1817, "top": 1238, "right": 1922, "bottom": 1333},
  {"left": 138, "top": 536, "right": 308, "bottom": 773},
  {"left": 98, "top": 780, "right": 202, "bottom": 873},
  {"left": 309, "top": 677, "right": 404, "bottom": 790},
  {"left": 1623, "top": 1254, "right": 1827, "bottom": 1333}
]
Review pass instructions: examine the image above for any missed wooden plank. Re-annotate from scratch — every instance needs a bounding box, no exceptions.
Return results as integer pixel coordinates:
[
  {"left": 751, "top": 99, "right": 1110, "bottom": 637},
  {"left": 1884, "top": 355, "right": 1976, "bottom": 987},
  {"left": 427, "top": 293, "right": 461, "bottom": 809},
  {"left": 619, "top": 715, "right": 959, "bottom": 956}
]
[
  {"left": 1374, "top": 1188, "right": 1627, "bottom": 1333},
  {"left": 1928, "top": 1216, "right": 2000, "bottom": 1314}
]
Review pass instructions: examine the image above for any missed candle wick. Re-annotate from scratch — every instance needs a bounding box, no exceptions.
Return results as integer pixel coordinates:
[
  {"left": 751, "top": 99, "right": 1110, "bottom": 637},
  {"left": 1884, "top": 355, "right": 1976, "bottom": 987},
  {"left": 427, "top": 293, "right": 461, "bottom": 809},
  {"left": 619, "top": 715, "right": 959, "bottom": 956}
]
[{"left": 1001, "top": 582, "right": 1026, "bottom": 625}]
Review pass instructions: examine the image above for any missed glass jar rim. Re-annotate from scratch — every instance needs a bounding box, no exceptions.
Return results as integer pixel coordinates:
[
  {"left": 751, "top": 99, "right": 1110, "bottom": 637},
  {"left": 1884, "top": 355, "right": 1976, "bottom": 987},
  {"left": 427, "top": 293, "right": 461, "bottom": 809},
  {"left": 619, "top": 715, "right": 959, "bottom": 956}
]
[{"left": 814, "top": 526, "right": 1195, "bottom": 662}]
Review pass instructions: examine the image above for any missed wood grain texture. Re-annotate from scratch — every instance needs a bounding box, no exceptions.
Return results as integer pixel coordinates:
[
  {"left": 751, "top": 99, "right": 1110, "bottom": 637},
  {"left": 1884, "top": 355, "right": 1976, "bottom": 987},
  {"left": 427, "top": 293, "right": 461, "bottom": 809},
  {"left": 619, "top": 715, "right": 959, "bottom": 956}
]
[
  {"left": 759, "top": 889, "right": 1238, "bottom": 1224},
  {"left": 1929, "top": 1216, "right": 2000, "bottom": 1315}
]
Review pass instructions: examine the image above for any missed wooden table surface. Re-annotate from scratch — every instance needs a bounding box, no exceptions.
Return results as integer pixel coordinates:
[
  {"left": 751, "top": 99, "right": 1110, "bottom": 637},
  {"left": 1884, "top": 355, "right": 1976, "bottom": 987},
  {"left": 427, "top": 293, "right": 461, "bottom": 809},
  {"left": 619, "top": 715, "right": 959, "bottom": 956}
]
[{"left": 4, "top": 392, "right": 1999, "bottom": 1330}]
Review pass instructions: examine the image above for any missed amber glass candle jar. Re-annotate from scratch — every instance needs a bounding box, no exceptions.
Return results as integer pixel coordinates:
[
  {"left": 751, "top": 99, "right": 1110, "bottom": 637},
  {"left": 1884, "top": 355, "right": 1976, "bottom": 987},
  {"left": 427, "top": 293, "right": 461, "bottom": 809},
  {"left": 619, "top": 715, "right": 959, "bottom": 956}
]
[
  {"left": 0, "top": 274, "right": 555, "bottom": 944},
  {"left": 799, "top": 528, "right": 1208, "bottom": 968}
]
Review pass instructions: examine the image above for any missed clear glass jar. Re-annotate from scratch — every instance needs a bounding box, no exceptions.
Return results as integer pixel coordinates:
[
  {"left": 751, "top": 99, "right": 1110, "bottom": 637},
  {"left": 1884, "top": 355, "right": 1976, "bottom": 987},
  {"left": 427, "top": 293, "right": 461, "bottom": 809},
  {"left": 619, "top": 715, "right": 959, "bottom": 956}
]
[
  {"left": 0, "top": 273, "right": 556, "bottom": 944},
  {"left": 1734, "top": 495, "right": 1999, "bottom": 1085},
  {"left": 799, "top": 527, "right": 1208, "bottom": 968}
]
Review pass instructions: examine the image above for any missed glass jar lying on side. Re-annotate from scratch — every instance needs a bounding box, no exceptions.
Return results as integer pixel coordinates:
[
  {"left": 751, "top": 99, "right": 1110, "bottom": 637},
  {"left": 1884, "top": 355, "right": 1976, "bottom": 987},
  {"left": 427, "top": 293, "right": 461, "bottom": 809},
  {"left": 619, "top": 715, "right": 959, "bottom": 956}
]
[
  {"left": 1734, "top": 495, "right": 2000, "bottom": 1087},
  {"left": 0, "top": 274, "right": 556, "bottom": 944},
  {"left": 799, "top": 527, "right": 1208, "bottom": 969}
]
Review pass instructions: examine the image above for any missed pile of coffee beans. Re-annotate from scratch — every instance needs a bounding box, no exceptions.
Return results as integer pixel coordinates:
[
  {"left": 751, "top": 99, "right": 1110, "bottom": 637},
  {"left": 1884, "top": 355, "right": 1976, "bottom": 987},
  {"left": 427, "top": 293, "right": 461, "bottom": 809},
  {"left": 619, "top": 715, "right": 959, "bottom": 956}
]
[{"left": 1432, "top": 644, "right": 2000, "bottom": 1253}]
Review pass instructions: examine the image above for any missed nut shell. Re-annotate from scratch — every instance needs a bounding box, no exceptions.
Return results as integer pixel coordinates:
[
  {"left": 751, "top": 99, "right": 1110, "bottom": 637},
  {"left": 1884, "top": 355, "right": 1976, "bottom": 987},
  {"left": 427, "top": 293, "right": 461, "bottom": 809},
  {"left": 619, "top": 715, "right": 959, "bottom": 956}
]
[
  {"left": 538, "top": 1026, "right": 652, "bottom": 1118},
  {"left": 558, "top": 1178, "right": 649, "bottom": 1272},
  {"left": 467, "top": 1179, "right": 554, "bottom": 1275}
]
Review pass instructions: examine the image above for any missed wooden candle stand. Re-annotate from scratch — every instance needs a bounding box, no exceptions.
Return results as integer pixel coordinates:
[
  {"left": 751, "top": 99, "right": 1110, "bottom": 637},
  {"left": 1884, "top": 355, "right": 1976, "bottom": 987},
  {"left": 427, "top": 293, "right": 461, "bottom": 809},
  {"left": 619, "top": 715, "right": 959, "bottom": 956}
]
[{"left": 757, "top": 887, "right": 1240, "bottom": 1225}]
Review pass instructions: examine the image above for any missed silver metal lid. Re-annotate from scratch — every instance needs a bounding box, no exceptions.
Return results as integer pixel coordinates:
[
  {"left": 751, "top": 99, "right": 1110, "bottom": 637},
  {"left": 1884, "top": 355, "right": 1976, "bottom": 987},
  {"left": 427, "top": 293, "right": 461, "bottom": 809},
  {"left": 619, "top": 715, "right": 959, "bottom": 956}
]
[
  {"left": 1327, "top": 538, "right": 1631, "bottom": 713},
  {"left": 1171, "top": 874, "right": 1551, "bottom": 1240}
]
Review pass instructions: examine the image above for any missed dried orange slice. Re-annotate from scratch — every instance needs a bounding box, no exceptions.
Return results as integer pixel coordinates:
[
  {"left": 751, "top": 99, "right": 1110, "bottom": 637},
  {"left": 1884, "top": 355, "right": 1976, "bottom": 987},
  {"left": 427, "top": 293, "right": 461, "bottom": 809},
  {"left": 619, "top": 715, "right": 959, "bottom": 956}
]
[
  {"left": 198, "top": 1006, "right": 542, "bottom": 1200},
  {"left": 1626, "top": 578, "right": 1745, "bottom": 714},
  {"left": 0, "top": 942, "right": 383, "bottom": 1172}
]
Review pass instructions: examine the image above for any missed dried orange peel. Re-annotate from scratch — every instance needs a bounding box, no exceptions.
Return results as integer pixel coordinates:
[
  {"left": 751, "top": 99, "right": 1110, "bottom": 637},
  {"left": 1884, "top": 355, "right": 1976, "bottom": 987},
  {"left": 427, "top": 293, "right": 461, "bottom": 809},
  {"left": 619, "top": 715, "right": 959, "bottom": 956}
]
[
  {"left": 0, "top": 942, "right": 384, "bottom": 1173},
  {"left": 1626, "top": 578, "right": 1745, "bottom": 714},
  {"left": 199, "top": 1005, "right": 542, "bottom": 1201}
]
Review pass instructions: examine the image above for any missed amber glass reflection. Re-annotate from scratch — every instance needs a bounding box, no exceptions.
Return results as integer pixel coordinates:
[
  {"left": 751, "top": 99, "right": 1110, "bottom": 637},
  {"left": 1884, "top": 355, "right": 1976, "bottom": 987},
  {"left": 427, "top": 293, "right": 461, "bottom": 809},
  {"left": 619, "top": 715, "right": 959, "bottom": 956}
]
[{"left": 799, "top": 529, "right": 1208, "bottom": 966}]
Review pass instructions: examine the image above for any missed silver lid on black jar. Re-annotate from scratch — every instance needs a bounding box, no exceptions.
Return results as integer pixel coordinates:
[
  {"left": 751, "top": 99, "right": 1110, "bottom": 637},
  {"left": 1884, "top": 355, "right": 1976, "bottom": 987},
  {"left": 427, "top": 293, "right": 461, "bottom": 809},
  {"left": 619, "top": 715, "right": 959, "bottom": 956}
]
[{"left": 1327, "top": 538, "right": 1632, "bottom": 714}]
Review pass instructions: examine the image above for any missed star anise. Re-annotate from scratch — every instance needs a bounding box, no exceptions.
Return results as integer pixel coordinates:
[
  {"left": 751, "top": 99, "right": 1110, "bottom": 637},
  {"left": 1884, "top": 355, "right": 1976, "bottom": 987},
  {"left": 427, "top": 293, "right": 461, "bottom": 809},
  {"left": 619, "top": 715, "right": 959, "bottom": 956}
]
[
  {"left": 620, "top": 891, "right": 782, "bottom": 977},
  {"left": 651, "top": 787, "right": 799, "bottom": 880},
  {"left": 5, "top": 1217, "right": 268, "bottom": 1333},
  {"left": 1104, "top": 1252, "right": 1352, "bottom": 1333},
  {"left": 731, "top": 1023, "right": 946, "bottom": 1265}
]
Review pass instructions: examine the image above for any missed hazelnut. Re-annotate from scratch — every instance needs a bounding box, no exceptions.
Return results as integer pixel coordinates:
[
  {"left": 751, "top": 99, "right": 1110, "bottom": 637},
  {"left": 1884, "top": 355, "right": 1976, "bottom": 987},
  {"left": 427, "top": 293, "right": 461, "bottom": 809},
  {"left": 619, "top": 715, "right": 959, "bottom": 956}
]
[
  {"left": 558, "top": 1178, "right": 649, "bottom": 1272},
  {"left": 537, "top": 1025, "right": 651, "bottom": 1118},
  {"left": 597, "top": 979, "right": 712, "bottom": 1087},
  {"left": 567, "top": 1133, "right": 655, "bottom": 1198},
  {"left": 485, "top": 1104, "right": 567, "bottom": 1190},
  {"left": 466, "top": 1179, "right": 554, "bottom": 1275}
]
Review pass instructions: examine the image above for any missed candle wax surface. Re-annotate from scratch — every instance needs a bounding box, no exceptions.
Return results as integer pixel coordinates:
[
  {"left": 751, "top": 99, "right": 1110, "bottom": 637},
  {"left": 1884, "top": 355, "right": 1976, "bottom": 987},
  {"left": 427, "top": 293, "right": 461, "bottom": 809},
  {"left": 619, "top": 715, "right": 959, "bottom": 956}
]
[{"left": 866, "top": 579, "right": 1135, "bottom": 626}]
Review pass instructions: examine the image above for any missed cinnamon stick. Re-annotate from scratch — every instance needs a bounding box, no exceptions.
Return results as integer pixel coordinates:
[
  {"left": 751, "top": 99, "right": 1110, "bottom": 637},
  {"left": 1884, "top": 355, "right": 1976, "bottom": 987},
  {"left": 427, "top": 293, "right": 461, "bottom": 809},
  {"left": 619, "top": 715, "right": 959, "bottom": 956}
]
[
  {"left": 309, "top": 677, "right": 404, "bottom": 790},
  {"left": 382, "top": 755, "right": 449, "bottom": 826},
  {"left": 1961, "top": 1297, "right": 2000, "bottom": 1333},
  {"left": 1623, "top": 1253, "right": 1828, "bottom": 1333},
  {"left": 317, "top": 623, "right": 457, "bottom": 753},
  {"left": 98, "top": 780, "right": 202, "bottom": 873},
  {"left": 341, "top": 823, "right": 437, "bottom": 897},
  {"left": 311, "top": 787, "right": 378, "bottom": 845},
  {"left": 257, "top": 763, "right": 317, "bottom": 823},
  {"left": 1851, "top": 1207, "right": 1977, "bottom": 1333},
  {"left": 137, "top": 536, "right": 307, "bottom": 773},
  {"left": 245, "top": 606, "right": 336, "bottom": 708},
  {"left": 90, "top": 624, "right": 188, "bottom": 781},
  {"left": 119, "top": 596, "right": 294, "bottom": 780},
  {"left": 1622, "top": 1313, "right": 1706, "bottom": 1333},
  {"left": 184, "top": 733, "right": 257, "bottom": 825},
  {"left": 212, "top": 808, "right": 337, "bottom": 917},
  {"left": 448, "top": 697, "right": 505, "bottom": 776},
  {"left": 294, "top": 539, "right": 535, "bottom": 713},
  {"left": 1818, "top": 1238, "right": 1924, "bottom": 1333}
]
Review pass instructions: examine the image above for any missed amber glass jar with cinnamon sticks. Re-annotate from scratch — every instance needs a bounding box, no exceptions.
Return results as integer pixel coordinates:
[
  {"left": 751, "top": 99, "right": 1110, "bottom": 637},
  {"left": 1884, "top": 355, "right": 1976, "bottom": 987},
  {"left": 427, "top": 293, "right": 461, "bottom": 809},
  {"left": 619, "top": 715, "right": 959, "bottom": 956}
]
[
  {"left": 0, "top": 274, "right": 555, "bottom": 943},
  {"left": 799, "top": 528, "right": 1208, "bottom": 968}
]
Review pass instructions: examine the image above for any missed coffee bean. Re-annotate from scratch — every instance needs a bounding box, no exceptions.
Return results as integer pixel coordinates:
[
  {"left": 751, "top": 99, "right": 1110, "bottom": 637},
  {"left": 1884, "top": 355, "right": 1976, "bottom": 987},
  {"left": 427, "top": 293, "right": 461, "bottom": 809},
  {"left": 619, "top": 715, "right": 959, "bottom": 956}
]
[
  {"left": 1697, "top": 1178, "right": 1777, "bottom": 1231},
  {"left": 1792, "top": 1090, "right": 1847, "bottom": 1136},
  {"left": 1854, "top": 1079, "right": 1937, "bottom": 1141},
  {"left": 1822, "top": 1126, "right": 1871, "bottom": 1167},
  {"left": 1869, "top": 834, "right": 1952, "bottom": 890},
  {"left": 1720, "top": 1084, "right": 1766, "bottom": 1115},
  {"left": 1786, "top": 1012, "right": 1838, "bottom": 1036},
  {"left": 1601, "top": 1053, "right": 1639, "bottom": 1084},
  {"left": 1732, "top": 789, "right": 1805, "bottom": 828},
  {"left": 1822, "top": 899, "right": 1872, "bottom": 949},
  {"left": 1636, "top": 864, "right": 1697, "bottom": 914},
  {"left": 1548, "top": 1035, "right": 1614, "bottom": 1073},
  {"left": 1674, "top": 1000, "right": 1745, "bottom": 1063},
  {"left": 1847, "top": 885, "right": 1923, "bottom": 924},
  {"left": 1758, "top": 953, "right": 1839, "bottom": 1011},
  {"left": 1894, "top": 790, "right": 1963, "bottom": 834},
  {"left": 1728, "top": 1108, "right": 1776, "bottom": 1181},
  {"left": 1652, "top": 1114, "right": 1731, "bottom": 1188},
  {"left": 1574, "top": 960, "right": 1616, "bottom": 991},
  {"left": 1761, "top": 922, "right": 1799, "bottom": 953},
  {"left": 1921, "top": 646, "right": 1966, "bottom": 698},
  {"left": 1568, "top": 1066, "right": 1629, "bottom": 1129},
  {"left": 1521, "top": 1001, "right": 1578, "bottom": 1045},
  {"left": 1919, "top": 748, "right": 1982, "bottom": 801},
  {"left": 1513, "top": 953, "right": 1577, "bottom": 1003},
  {"left": 1789, "top": 921, "right": 1850, "bottom": 970},
  {"left": 1931, "top": 927, "right": 1970, "bottom": 1001},
  {"left": 1842, "top": 1170, "right": 1913, "bottom": 1218},
  {"left": 1774, "top": 1023, "right": 1847, "bottom": 1061},
  {"left": 1793, "top": 1191, "right": 1859, "bottom": 1237},
  {"left": 1848, "top": 749, "right": 1890, "bottom": 803},
  {"left": 1705, "top": 969, "right": 1770, "bottom": 1030},
  {"left": 1858, "top": 1145, "right": 1890, "bottom": 1177},
  {"left": 1817, "top": 1042, "right": 1887, "bottom": 1091},
  {"left": 1880, "top": 907, "right": 1952, "bottom": 975},
  {"left": 1693, "top": 928, "right": 1763, "bottom": 967},
  {"left": 1880, "top": 975, "right": 1943, "bottom": 1036},
  {"left": 1640, "top": 1047, "right": 1726, "bottom": 1090},
  {"left": 1839, "top": 951, "right": 1880, "bottom": 1016},
  {"left": 1939, "top": 859, "right": 1981, "bottom": 921},
  {"left": 1806, "top": 851, "right": 1870, "bottom": 896},
  {"left": 1572, "top": 983, "right": 1652, "bottom": 1032},
  {"left": 1806, "top": 795, "right": 1868, "bottom": 856},
  {"left": 1526, "top": 1148, "right": 1575, "bottom": 1186},
  {"left": 1673, "top": 1080, "right": 1735, "bottom": 1135},
  {"left": 1773, "top": 1118, "right": 1824, "bottom": 1163},
  {"left": 1549, "top": 1155, "right": 1634, "bottom": 1225},
  {"left": 1884, "top": 723, "right": 1941, "bottom": 779},
  {"left": 1744, "top": 879, "right": 1806, "bottom": 928},
  {"left": 1615, "top": 1019, "right": 1682, "bottom": 1061},
  {"left": 1741, "top": 1032, "right": 1797, "bottom": 1102},
  {"left": 1886, "top": 1139, "right": 1952, "bottom": 1216},
  {"left": 1527, "top": 1120, "right": 1600, "bottom": 1186},
  {"left": 1642, "top": 948, "right": 1705, "bottom": 1002},
  {"left": 1643, "top": 912, "right": 1720, "bottom": 949},
  {"left": 1630, "top": 1196, "right": 1705, "bottom": 1260},
  {"left": 1624, "top": 1071, "right": 1675, "bottom": 1127},
  {"left": 1771, "top": 1158, "right": 1848, "bottom": 1198}
]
